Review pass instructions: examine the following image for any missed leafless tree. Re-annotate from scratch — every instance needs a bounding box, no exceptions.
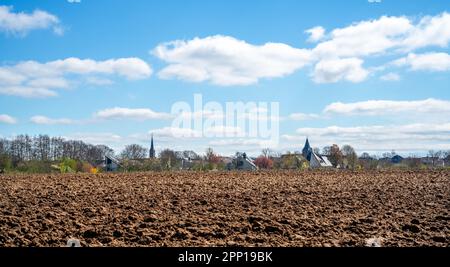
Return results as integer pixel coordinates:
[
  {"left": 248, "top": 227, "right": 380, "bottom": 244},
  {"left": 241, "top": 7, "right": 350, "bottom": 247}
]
[
  {"left": 428, "top": 150, "right": 443, "bottom": 167},
  {"left": 342, "top": 145, "right": 358, "bottom": 170},
  {"left": 261, "top": 148, "right": 272, "bottom": 158},
  {"left": 328, "top": 144, "right": 343, "bottom": 168},
  {"left": 120, "top": 144, "right": 147, "bottom": 160},
  {"left": 322, "top": 146, "right": 331, "bottom": 156},
  {"left": 159, "top": 149, "right": 178, "bottom": 169},
  {"left": 0, "top": 135, "right": 114, "bottom": 165}
]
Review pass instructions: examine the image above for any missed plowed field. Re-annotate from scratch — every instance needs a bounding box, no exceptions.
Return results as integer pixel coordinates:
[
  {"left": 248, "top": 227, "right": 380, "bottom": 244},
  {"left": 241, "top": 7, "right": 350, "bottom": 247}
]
[{"left": 0, "top": 170, "right": 448, "bottom": 247}]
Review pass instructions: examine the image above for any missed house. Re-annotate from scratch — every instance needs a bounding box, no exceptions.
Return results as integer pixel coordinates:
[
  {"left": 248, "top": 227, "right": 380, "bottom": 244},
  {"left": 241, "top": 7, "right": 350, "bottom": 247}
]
[
  {"left": 301, "top": 138, "right": 333, "bottom": 168},
  {"left": 309, "top": 151, "right": 333, "bottom": 168},
  {"left": 227, "top": 153, "right": 258, "bottom": 171},
  {"left": 105, "top": 155, "right": 121, "bottom": 171},
  {"left": 391, "top": 155, "right": 404, "bottom": 164}
]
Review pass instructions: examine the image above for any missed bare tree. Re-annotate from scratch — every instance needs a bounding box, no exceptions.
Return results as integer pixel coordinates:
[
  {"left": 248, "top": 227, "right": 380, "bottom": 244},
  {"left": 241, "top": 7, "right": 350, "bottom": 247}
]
[
  {"left": 428, "top": 150, "right": 443, "bottom": 167},
  {"left": 159, "top": 149, "right": 178, "bottom": 169},
  {"left": 120, "top": 144, "right": 147, "bottom": 160},
  {"left": 0, "top": 135, "right": 114, "bottom": 168},
  {"left": 322, "top": 146, "right": 331, "bottom": 156},
  {"left": 261, "top": 148, "right": 272, "bottom": 158},
  {"left": 342, "top": 145, "right": 358, "bottom": 170},
  {"left": 205, "top": 147, "right": 220, "bottom": 164},
  {"left": 328, "top": 144, "right": 343, "bottom": 168}
]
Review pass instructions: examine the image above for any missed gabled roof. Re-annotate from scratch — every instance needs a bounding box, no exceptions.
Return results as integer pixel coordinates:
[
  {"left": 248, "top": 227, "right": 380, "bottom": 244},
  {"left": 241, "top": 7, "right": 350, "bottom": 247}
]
[
  {"left": 311, "top": 152, "right": 333, "bottom": 167},
  {"left": 105, "top": 155, "right": 121, "bottom": 165},
  {"left": 245, "top": 157, "right": 258, "bottom": 169}
]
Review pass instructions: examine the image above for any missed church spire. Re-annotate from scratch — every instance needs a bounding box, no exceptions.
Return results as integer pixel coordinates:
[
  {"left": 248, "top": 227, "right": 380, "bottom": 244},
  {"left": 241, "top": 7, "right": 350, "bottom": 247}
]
[
  {"left": 149, "top": 133, "right": 155, "bottom": 158},
  {"left": 302, "top": 137, "right": 312, "bottom": 160}
]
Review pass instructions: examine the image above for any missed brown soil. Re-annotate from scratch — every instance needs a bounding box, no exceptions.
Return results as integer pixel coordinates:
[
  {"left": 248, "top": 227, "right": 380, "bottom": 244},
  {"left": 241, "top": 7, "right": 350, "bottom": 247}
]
[{"left": 0, "top": 170, "right": 449, "bottom": 247}]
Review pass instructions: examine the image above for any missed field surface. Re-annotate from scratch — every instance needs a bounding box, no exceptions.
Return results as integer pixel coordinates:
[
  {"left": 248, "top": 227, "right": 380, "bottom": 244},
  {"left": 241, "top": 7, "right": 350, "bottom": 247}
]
[{"left": 0, "top": 170, "right": 449, "bottom": 247}]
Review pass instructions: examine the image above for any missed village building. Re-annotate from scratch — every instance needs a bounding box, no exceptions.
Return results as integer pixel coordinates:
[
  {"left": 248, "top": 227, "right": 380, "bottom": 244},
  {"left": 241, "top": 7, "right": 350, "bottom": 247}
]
[
  {"left": 391, "top": 155, "right": 404, "bottom": 164},
  {"left": 103, "top": 134, "right": 156, "bottom": 172},
  {"left": 105, "top": 155, "right": 121, "bottom": 171},
  {"left": 301, "top": 138, "right": 333, "bottom": 168},
  {"left": 227, "top": 152, "right": 258, "bottom": 171}
]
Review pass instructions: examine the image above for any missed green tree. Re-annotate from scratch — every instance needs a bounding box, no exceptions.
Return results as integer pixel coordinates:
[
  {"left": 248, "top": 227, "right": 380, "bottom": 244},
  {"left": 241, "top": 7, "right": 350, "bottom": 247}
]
[
  {"left": 60, "top": 158, "right": 77, "bottom": 173},
  {"left": 0, "top": 154, "right": 12, "bottom": 172}
]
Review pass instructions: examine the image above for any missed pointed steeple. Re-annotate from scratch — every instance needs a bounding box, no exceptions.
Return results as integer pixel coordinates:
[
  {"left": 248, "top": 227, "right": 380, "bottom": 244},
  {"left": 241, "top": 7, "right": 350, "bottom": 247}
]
[
  {"left": 149, "top": 134, "right": 155, "bottom": 158},
  {"left": 302, "top": 137, "right": 312, "bottom": 160}
]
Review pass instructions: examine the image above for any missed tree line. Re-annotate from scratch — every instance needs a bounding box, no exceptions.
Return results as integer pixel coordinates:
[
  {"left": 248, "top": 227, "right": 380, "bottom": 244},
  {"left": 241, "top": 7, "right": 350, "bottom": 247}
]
[
  {"left": 1, "top": 135, "right": 449, "bottom": 173},
  {"left": 0, "top": 135, "right": 114, "bottom": 172}
]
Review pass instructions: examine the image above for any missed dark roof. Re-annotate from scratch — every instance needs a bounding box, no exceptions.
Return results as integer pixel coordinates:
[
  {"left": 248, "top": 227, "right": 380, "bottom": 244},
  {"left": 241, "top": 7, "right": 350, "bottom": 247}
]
[
  {"left": 302, "top": 138, "right": 312, "bottom": 160},
  {"left": 105, "top": 155, "right": 121, "bottom": 165}
]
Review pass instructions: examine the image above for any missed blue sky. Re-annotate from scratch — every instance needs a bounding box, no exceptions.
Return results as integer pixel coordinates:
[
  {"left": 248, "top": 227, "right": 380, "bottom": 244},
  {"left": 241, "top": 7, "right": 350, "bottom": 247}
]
[{"left": 1, "top": 0, "right": 450, "bottom": 156}]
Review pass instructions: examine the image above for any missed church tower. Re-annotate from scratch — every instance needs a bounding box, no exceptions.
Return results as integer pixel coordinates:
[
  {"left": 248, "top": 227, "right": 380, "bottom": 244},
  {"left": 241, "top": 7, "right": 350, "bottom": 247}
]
[
  {"left": 149, "top": 134, "right": 155, "bottom": 158},
  {"left": 302, "top": 137, "right": 312, "bottom": 161}
]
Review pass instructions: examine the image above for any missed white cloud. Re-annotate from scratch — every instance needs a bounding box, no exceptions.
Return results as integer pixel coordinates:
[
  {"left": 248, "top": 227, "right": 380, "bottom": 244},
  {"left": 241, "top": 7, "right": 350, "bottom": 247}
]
[
  {"left": 312, "top": 57, "right": 369, "bottom": 83},
  {"left": 289, "top": 113, "right": 320, "bottom": 121},
  {"left": 393, "top": 52, "right": 450, "bottom": 72},
  {"left": 0, "top": 57, "right": 152, "bottom": 98},
  {"left": 380, "top": 72, "right": 400, "bottom": 81},
  {"left": 31, "top": 57, "right": 153, "bottom": 80},
  {"left": 312, "top": 12, "right": 450, "bottom": 58},
  {"left": 153, "top": 35, "right": 312, "bottom": 86},
  {"left": 283, "top": 122, "right": 450, "bottom": 152},
  {"left": 324, "top": 98, "right": 450, "bottom": 116},
  {"left": 295, "top": 123, "right": 450, "bottom": 137},
  {"left": 30, "top": 115, "right": 74, "bottom": 125},
  {"left": 178, "top": 110, "right": 224, "bottom": 120},
  {"left": 0, "top": 114, "right": 17, "bottom": 124},
  {"left": 312, "top": 15, "right": 413, "bottom": 59},
  {"left": 204, "top": 125, "right": 243, "bottom": 136},
  {"left": 27, "top": 77, "right": 70, "bottom": 89},
  {"left": 152, "top": 12, "right": 450, "bottom": 85},
  {"left": 305, "top": 26, "right": 325, "bottom": 42},
  {"left": 0, "top": 86, "right": 57, "bottom": 98},
  {"left": 85, "top": 77, "right": 114, "bottom": 86},
  {"left": 0, "top": 68, "right": 26, "bottom": 85},
  {"left": 401, "top": 12, "right": 450, "bottom": 51},
  {"left": 209, "top": 138, "right": 278, "bottom": 149},
  {"left": 95, "top": 107, "right": 172, "bottom": 121},
  {"left": 64, "top": 132, "right": 123, "bottom": 145},
  {"left": 150, "top": 127, "right": 202, "bottom": 139},
  {"left": 308, "top": 12, "right": 450, "bottom": 82},
  {"left": 0, "top": 5, "right": 61, "bottom": 36}
]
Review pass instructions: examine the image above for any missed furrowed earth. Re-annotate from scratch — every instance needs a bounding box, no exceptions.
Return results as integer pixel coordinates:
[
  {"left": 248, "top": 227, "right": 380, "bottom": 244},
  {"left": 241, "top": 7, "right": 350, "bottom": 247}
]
[{"left": 0, "top": 170, "right": 449, "bottom": 247}]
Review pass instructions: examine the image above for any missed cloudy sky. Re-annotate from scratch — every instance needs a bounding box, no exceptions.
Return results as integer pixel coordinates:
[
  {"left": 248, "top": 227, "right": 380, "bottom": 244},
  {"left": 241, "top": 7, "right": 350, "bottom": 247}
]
[{"left": 1, "top": 0, "right": 450, "bottom": 156}]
